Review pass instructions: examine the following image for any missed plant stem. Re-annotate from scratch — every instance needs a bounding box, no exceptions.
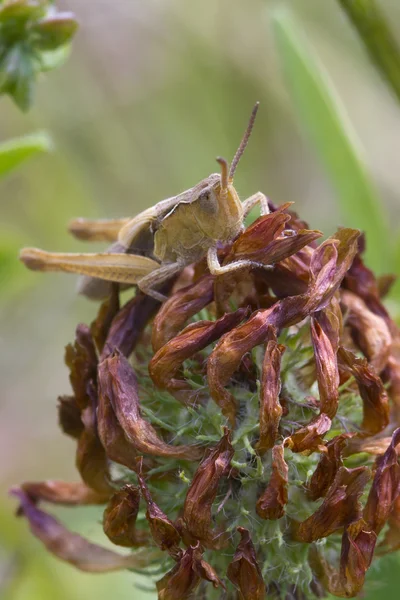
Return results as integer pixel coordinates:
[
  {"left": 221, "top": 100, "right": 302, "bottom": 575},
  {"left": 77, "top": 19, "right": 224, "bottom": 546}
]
[{"left": 338, "top": 0, "right": 400, "bottom": 103}]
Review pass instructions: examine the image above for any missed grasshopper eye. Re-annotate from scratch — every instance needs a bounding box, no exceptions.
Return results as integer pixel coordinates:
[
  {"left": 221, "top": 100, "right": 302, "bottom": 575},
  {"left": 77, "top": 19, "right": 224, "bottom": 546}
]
[{"left": 198, "top": 189, "right": 218, "bottom": 214}]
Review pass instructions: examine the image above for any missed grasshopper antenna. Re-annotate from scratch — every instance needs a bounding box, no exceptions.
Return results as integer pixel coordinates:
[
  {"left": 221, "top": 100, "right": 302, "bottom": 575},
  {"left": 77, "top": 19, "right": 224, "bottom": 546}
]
[
  {"left": 228, "top": 102, "right": 259, "bottom": 181},
  {"left": 216, "top": 156, "right": 229, "bottom": 192}
]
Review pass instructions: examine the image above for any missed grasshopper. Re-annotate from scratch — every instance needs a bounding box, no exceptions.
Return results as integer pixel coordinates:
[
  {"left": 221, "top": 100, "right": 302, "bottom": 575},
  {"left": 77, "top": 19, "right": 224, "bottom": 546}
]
[{"left": 20, "top": 103, "right": 271, "bottom": 302}]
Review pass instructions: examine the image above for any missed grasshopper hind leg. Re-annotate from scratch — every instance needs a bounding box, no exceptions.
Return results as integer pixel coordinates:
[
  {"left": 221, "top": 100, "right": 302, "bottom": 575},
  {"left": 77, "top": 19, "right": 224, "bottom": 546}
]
[{"left": 68, "top": 218, "right": 130, "bottom": 242}]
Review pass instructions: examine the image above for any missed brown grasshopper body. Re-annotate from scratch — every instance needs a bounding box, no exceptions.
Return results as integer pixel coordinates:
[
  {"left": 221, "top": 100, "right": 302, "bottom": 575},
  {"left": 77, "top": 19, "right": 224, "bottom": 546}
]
[{"left": 20, "top": 103, "right": 271, "bottom": 301}]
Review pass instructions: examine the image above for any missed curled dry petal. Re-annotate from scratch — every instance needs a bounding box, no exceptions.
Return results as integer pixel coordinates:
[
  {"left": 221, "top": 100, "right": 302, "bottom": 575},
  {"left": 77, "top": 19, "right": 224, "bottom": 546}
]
[
  {"left": 156, "top": 543, "right": 223, "bottom": 600},
  {"left": 57, "top": 395, "right": 83, "bottom": 439},
  {"left": 225, "top": 204, "right": 322, "bottom": 266},
  {"left": 338, "top": 521, "right": 376, "bottom": 598},
  {"left": 208, "top": 230, "right": 359, "bottom": 423},
  {"left": 256, "top": 334, "right": 285, "bottom": 454},
  {"left": 149, "top": 308, "right": 248, "bottom": 404},
  {"left": 338, "top": 347, "right": 389, "bottom": 435},
  {"left": 311, "top": 316, "right": 339, "bottom": 419},
  {"left": 316, "top": 297, "right": 342, "bottom": 353},
  {"left": 64, "top": 324, "right": 98, "bottom": 410},
  {"left": 237, "top": 227, "right": 322, "bottom": 268},
  {"left": 98, "top": 352, "right": 203, "bottom": 461},
  {"left": 363, "top": 428, "right": 400, "bottom": 535},
  {"left": 227, "top": 204, "right": 292, "bottom": 259},
  {"left": 343, "top": 243, "right": 391, "bottom": 323},
  {"left": 227, "top": 527, "right": 266, "bottom": 600},
  {"left": 191, "top": 543, "right": 225, "bottom": 590},
  {"left": 103, "top": 485, "right": 148, "bottom": 547},
  {"left": 256, "top": 445, "right": 288, "bottom": 520},
  {"left": 75, "top": 403, "right": 114, "bottom": 496},
  {"left": 101, "top": 291, "right": 163, "bottom": 360},
  {"left": 341, "top": 290, "right": 391, "bottom": 373},
  {"left": 379, "top": 495, "right": 400, "bottom": 554},
  {"left": 207, "top": 311, "right": 275, "bottom": 424},
  {"left": 152, "top": 275, "right": 214, "bottom": 352},
  {"left": 182, "top": 428, "right": 234, "bottom": 548},
  {"left": 344, "top": 435, "right": 395, "bottom": 457},
  {"left": 20, "top": 481, "right": 109, "bottom": 506},
  {"left": 97, "top": 363, "right": 141, "bottom": 470},
  {"left": 260, "top": 263, "right": 308, "bottom": 299},
  {"left": 90, "top": 285, "right": 120, "bottom": 353},
  {"left": 310, "top": 520, "right": 376, "bottom": 598},
  {"left": 307, "top": 434, "right": 353, "bottom": 501},
  {"left": 284, "top": 414, "right": 332, "bottom": 455},
  {"left": 293, "top": 466, "right": 371, "bottom": 543},
  {"left": 135, "top": 459, "right": 181, "bottom": 557},
  {"left": 11, "top": 489, "right": 159, "bottom": 573}
]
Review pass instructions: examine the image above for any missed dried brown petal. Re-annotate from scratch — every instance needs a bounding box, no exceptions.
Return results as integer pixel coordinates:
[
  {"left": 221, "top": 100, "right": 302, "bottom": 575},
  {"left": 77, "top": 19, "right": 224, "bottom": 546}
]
[
  {"left": 135, "top": 459, "right": 181, "bottom": 557},
  {"left": 156, "top": 543, "right": 223, "bottom": 600},
  {"left": 338, "top": 520, "right": 376, "bottom": 597},
  {"left": 379, "top": 495, "right": 400, "bottom": 554},
  {"left": 363, "top": 428, "right": 400, "bottom": 535},
  {"left": 338, "top": 347, "right": 390, "bottom": 435},
  {"left": 101, "top": 291, "right": 163, "bottom": 360},
  {"left": 97, "top": 363, "right": 142, "bottom": 470},
  {"left": 20, "top": 481, "right": 109, "bottom": 506},
  {"left": 293, "top": 466, "right": 370, "bottom": 543},
  {"left": 90, "top": 285, "right": 120, "bottom": 353},
  {"left": 208, "top": 311, "right": 275, "bottom": 424},
  {"left": 227, "top": 208, "right": 321, "bottom": 266},
  {"left": 307, "top": 434, "right": 353, "bottom": 501},
  {"left": 310, "top": 519, "right": 376, "bottom": 598},
  {"left": 149, "top": 308, "right": 248, "bottom": 404},
  {"left": 64, "top": 324, "right": 98, "bottom": 410},
  {"left": 377, "top": 274, "right": 396, "bottom": 298},
  {"left": 260, "top": 263, "right": 308, "bottom": 299},
  {"left": 228, "top": 204, "right": 292, "bottom": 259},
  {"left": 311, "top": 317, "right": 339, "bottom": 418},
  {"left": 256, "top": 335, "right": 285, "bottom": 454},
  {"left": 227, "top": 527, "right": 266, "bottom": 600},
  {"left": 103, "top": 485, "right": 148, "bottom": 547},
  {"left": 341, "top": 290, "right": 391, "bottom": 373},
  {"left": 11, "top": 488, "right": 159, "bottom": 572},
  {"left": 98, "top": 352, "right": 203, "bottom": 461},
  {"left": 312, "top": 228, "right": 360, "bottom": 304},
  {"left": 157, "top": 546, "right": 200, "bottom": 600},
  {"left": 208, "top": 230, "right": 360, "bottom": 423},
  {"left": 57, "top": 395, "right": 83, "bottom": 439},
  {"left": 344, "top": 435, "right": 395, "bottom": 457},
  {"left": 75, "top": 402, "right": 113, "bottom": 496},
  {"left": 182, "top": 428, "right": 234, "bottom": 548},
  {"left": 256, "top": 445, "right": 288, "bottom": 520},
  {"left": 343, "top": 242, "right": 391, "bottom": 323},
  {"left": 191, "top": 543, "right": 225, "bottom": 589},
  {"left": 152, "top": 275, "right": 214, "bottom": 352},
  {"left": 285, "top": 414, "right": 332, "bottom": 455},
  {"left": 316, "top": 296, "right": 342, "bottom": 353}
]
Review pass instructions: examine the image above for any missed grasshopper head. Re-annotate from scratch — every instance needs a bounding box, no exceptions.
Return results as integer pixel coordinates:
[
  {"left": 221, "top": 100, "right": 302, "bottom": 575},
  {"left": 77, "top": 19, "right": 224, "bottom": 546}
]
[
  {"left": 202, "top": 102, "right": 259, "bottom": 241},
  {"left": 216, "top": 101, "right": 259, "bottom": 200}
]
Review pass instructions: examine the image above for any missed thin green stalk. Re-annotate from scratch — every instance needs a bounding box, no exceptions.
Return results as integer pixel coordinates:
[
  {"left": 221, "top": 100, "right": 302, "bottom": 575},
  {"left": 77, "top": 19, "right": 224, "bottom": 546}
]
[{"left": 338, "top": 0, "right": 400, "bottom": 103}]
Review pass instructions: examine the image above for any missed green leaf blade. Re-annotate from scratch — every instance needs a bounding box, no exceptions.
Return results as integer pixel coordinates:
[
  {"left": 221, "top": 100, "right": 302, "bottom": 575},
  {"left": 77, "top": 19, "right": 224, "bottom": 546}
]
[
  {"left": 272, "top": 8, "right": 391, "bottom": 273},
  {"left": 0, "top": 131, "right": 52, "bottom": 178}
]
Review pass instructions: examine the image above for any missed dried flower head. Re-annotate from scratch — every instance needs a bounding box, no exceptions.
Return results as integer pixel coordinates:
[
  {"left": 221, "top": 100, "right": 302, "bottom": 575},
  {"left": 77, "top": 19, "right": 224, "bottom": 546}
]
[{"left": 12, "top": 202, "right": 400, "bottom": 599}]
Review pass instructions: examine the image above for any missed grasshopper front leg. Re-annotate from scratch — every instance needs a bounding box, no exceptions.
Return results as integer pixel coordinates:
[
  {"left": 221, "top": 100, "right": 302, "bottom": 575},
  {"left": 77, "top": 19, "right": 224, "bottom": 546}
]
[
  {"left": 20, "top": 248, "right": 160, "bottom": 285},
  {"left": 242, "top": 192, "right": 270, "bottom": 218},
  {"left": 207, "top": 246, "right": 273, "bottom": 276},
  {"left": 137, "top": 261, "right": 183, "bottom": 302}
]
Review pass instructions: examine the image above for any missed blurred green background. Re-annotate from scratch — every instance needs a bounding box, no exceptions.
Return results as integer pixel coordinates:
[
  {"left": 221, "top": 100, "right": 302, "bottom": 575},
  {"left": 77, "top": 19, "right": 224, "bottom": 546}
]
[{"left": 1, "top": 0, "right": 400, "bottom": 598}]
